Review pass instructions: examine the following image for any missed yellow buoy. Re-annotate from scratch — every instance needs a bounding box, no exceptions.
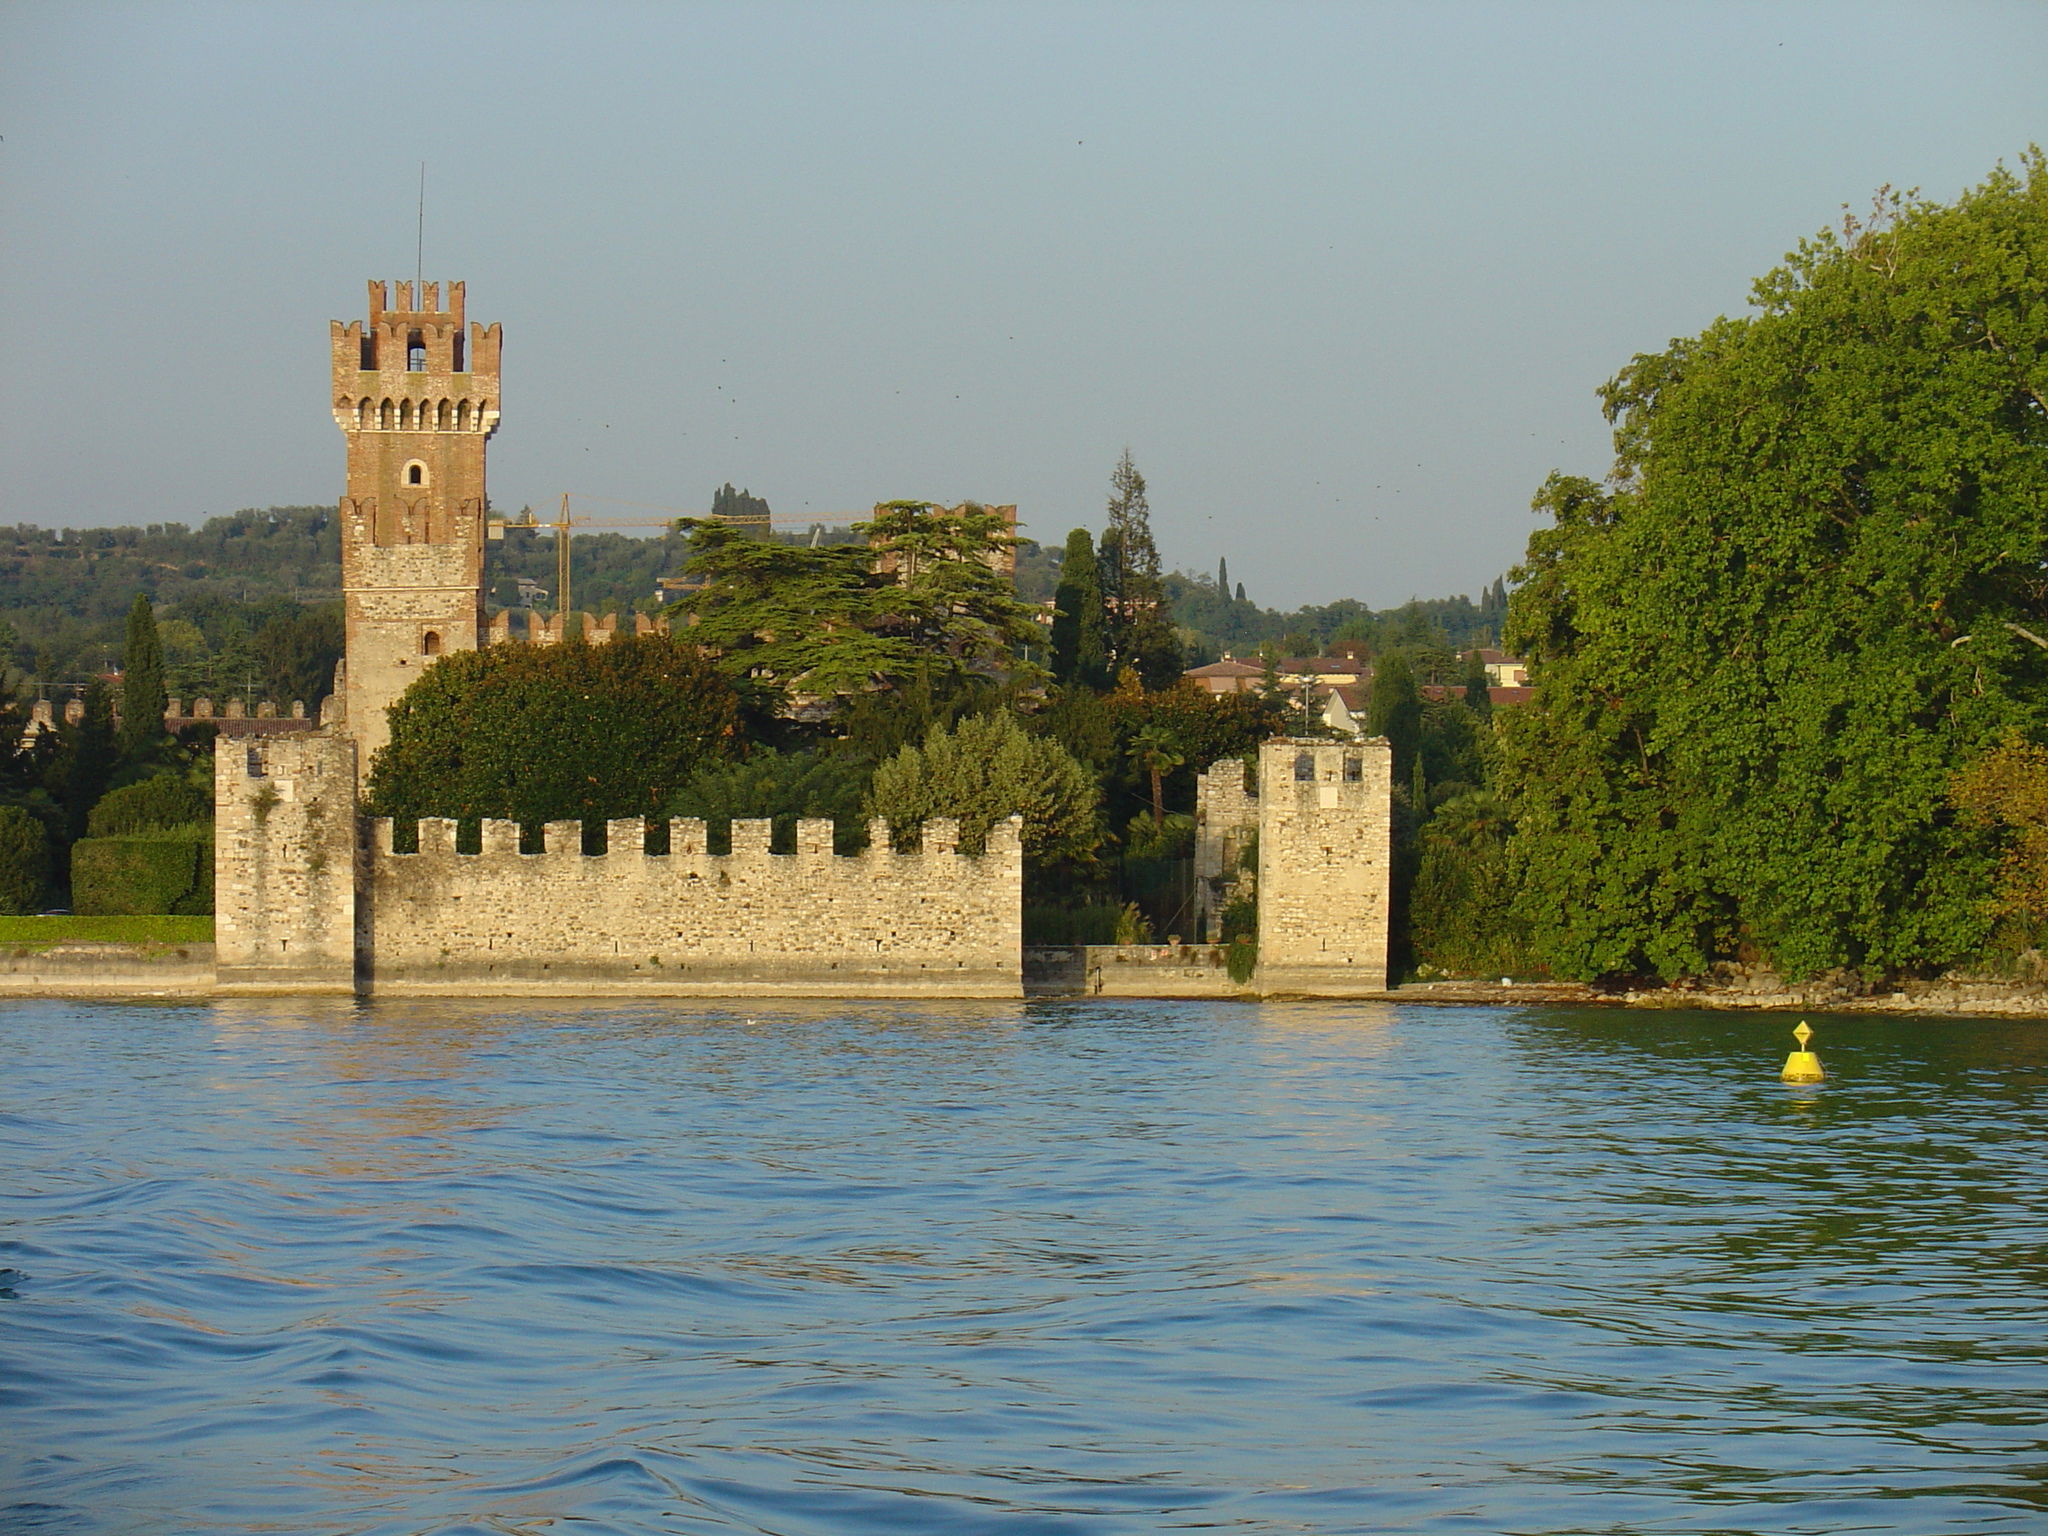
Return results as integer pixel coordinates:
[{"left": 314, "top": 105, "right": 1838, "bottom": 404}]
[{"left": 1780, "top": 1020, "right": 1825, "bottom": 1083}]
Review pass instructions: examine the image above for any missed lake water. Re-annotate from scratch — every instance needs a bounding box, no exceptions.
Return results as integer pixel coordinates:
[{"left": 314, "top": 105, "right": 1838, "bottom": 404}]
[{"left": 3, "top": 998, "right": 2045, "bottom": 1534}]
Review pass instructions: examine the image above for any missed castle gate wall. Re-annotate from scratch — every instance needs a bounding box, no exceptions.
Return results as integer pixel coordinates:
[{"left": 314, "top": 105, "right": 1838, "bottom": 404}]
[
  {"left": 215, "top": 731, "right": 359, "bottom": 992},
  {"left": 358, "top": 815, "right": 1024, "bottom": 997},
  {"left": 1256, "top": 738, "right": 1392, "bottom": 994}
]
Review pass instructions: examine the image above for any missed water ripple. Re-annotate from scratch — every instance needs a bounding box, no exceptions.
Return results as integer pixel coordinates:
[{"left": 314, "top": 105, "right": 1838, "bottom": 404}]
[{"left": 2, "top": 999, "right": 2045, "bottom": 1532}]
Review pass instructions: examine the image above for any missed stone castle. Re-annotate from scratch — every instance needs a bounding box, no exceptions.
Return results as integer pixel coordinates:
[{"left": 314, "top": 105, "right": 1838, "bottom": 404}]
[{"left": 211, "top": 280, "right": 1392, "bottom": 998}]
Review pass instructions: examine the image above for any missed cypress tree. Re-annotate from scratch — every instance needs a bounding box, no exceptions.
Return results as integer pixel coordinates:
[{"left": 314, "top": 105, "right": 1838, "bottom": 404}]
[
  {"left": 1462, "top": 648, "right": 1491, "bottom": 712},
  {"left": 1049, "top": 529, "right": 1109, "bottom": 688},
  {"left": 119, "top": 595, "right": 167, "bottom": 760},
  {"left": 1217, "top": 555, "right": 1229, "bottom": 594},
  {"left": 1103, "top": 451, "right": 1182, "bottom": 688},
  {"left": 1235, "top": 581, "right": 1247, "bottom": 604}
]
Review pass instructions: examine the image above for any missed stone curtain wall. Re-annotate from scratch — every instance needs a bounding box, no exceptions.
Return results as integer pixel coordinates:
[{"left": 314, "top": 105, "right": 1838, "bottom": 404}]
[
  {"left": 1256, "top": 738, "right": 1392, "bottom": 994},
  {"left": 358, "top": 815, "right": 1024, "bottom": 998},
  {"left": 1193, "top": 757, "right": 1259, "bottom": 941},
  {"left": 215, "top": 730, "right": 359, "bottom": 993}
]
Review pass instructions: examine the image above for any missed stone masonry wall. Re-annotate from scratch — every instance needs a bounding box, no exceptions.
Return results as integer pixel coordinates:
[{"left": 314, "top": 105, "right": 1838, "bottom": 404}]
[
  {"left": 1193, "top": 757, "right": 1259, "bottom": 941},
  {"left": 1256, "top": 737, "right": 1392, "bottom": 994},
  {"left": 215, "top": 730, "right": 359, "bottom": 992},
  {"left": 358, "top": 815, "right": 1024, "bottom": 998}
]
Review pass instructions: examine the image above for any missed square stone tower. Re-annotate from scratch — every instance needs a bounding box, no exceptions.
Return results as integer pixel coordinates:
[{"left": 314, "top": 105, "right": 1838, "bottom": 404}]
[
  {"left": 330, "top": 280, "right": 500, "bottom": 760},
  {"left": 1256, "top": 737, "right": 1393, "bottom": 993}
]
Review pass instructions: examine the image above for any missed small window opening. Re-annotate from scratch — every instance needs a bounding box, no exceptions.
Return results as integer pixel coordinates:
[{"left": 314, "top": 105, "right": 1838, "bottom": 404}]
[
  {"left": 1294, "top": 751, "right": 1315, "bottom": 782},
  {"left": 379, "top": 399, "right": 393, "bottom": 430},
  {"left": 457, "top": 399, "right": 471, "bottom": 431},
  {"left": 246, "top": 747, "right": 264, "bottom": 778},
  {"left": 407, "top": 329, "right": 427, "bottom": 371},
  {"left": 421, "top": 631, "right": 441, "bottom": 656},
  {"left": 406, "top": 462, "right": 426, "bottom": 486},
  {"left": 359, "top": 334, "right": 376, "bottom": 369},
  {"left": 452, "top": 332, "right": 466, "bottom": 371},
  {"left": 1344, "top": 755, "right": 1362, "bottom": 782}
]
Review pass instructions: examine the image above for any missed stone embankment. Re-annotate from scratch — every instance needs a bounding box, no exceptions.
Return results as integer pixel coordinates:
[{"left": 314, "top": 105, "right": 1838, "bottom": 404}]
[{"left": 0, "top": 942, "right": 216, "bottom": 998}]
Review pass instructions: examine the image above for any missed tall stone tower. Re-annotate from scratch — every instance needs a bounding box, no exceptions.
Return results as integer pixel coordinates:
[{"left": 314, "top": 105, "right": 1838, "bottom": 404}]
[{"left": 330, "top": 281, "right": 501, "bottom": 759}]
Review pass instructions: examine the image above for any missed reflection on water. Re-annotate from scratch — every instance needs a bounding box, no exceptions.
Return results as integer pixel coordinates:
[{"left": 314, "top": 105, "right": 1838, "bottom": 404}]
[{"left": 4, "top": 998, "right": 2046, "bottom": 1533}]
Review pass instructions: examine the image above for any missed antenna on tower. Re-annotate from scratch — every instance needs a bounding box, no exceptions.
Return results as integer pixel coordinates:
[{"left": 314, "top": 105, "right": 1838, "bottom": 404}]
[{"left": 415, "top": 162, "right": 426, "bottom": 293}]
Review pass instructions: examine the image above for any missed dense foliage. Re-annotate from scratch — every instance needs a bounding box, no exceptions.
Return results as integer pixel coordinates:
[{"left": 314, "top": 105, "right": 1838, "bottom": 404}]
[
  {"left": 866, "top": 714, "right": 1100, "bottom": 861},
  {"left": 0, "top": 805, "right": 50, "bottom": 915},
  {"left": 677, "top": 502, "right": 1039, "bottom": 702},
  {"left": 1500, "top": 153, "right": 2048, "bottom": 981},
  {"left": 364, "top": 634, "right": 742, "bottom": 826}
]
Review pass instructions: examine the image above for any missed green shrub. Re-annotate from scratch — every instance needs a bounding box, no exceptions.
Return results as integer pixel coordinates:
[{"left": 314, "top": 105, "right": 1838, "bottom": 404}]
[
  {"left": 1225, "top": 935, "right": 1258, "bottom": 984},
  {"left": 71, "top": 830, "right": 213, "bottom": 915},
  {"left": 0, "top": 806, "right": 51, "bottom": 915},
  {"left": 88, "top": 775, "right": 210, "bottom": 837}
]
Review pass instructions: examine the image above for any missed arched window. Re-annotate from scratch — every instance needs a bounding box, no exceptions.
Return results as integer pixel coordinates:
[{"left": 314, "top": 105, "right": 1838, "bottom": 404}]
[
  {"left": 438, "top": 399, "right": 451, "bottom": 430},
  {"left": 1294, "top": 751, "right": 1315, "bottom": 782},
  {"left": 379, "top": 399, "right": 393, "bottom": 430},
  {"left": 456, "top": 399, "right": 471, "bottom": 431},
  {"left": 357, "top": 397, "right": 371, "bottom": 428},
  {"left": 407, "top": 329, "right": 426, "bottom": 371},
  {"left": 404, "top": 460, "right": 428, "bottom": 487},
  {"left": 421, "top": 631, "right": 442, "bottom": 656}
]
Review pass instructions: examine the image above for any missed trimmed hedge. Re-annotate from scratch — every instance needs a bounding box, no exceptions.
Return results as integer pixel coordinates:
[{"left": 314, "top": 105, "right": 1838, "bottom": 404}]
[
  {"left": 71, "top": 829, "right": 213, "bottom": 915},
  {"left": 88, "top": 775, "right": 211, "bottom": 837}
]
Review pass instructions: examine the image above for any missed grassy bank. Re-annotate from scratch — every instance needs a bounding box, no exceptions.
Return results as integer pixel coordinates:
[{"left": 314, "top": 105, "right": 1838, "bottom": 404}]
[{"left": 0, "top": 915, "right": 214, "bottom": 951}]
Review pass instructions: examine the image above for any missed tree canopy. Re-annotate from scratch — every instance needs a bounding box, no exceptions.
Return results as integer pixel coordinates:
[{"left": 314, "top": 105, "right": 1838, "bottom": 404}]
[
  {"left": 676, "top": 501, "right": 1039, "bottom": 703},
  {"left": 866, "top": 713, "right": 1100, "bottom": 861},
  {"left": 1500, "top": 152, "right": 2048, "bottom": 980},
  {"left": 364, "top": 633, "right": 741, "bottom": 826}
]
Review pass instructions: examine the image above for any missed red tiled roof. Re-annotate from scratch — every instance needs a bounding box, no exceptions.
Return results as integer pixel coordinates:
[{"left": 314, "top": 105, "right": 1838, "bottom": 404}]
[{"left": 1185, "top": 659, "right": 1265, "bottom": 678}]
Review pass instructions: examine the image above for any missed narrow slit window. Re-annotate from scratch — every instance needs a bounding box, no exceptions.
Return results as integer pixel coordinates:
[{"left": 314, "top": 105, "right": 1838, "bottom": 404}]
[
  {"left": 246, "top": 747, "right": 264, "bottom": 778},
  {"left": 452, "top": 332, "right": 466, "bottom": 371},
  {"left": 359, "top": 333, "right": 376, "bottom": 369}
]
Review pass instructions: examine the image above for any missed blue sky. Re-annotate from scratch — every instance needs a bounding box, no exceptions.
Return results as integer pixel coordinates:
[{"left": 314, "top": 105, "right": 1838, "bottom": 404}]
[{"left": 2, "top": 1, "right": 2042, "bottom": 609}]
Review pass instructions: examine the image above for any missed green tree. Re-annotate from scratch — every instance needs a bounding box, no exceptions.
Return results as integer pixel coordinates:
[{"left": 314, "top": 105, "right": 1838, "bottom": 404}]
[
  {"left": 1049, "top": 528, "right": 1110, "bottom": 687},
  {"left": 256, "top": 605, "right": 343, "bottom": 712},
  {"left": 1101, "top": 451, "right": 1183, "bottom": 687},
  {"left": 88, "top": 774, "right": 210, "bottom": 836},
  {"left": 1129, "top": 724, "right": 1186, "bottom": 827},
  {"left": 364, "top": 633, "right": 741, "bottom": 827},
  {"left": 49, "top": 679, "right": 117, "bottom": 838},
  {"left": 118, "top": 596, "right": 167, "bottom": 760},
  {"left": 0, "top": 804, "right": 50, "bottom": 914},
  {"left": 668, "top": 748, "right": 875, "bottom": 853},
  {"left": 865, "top": 712, "right": 1100, "bottom": 861},
  {"left": 1502, "top": 153, "right": 2048, "bottom": 981},
  {"left": 678, "top": 501, "right": 1037, "bottom": 704},
  {"left": 1365, "top": 652, "right": 1422, "bottom": 782},
  {"left": 1461, "top": 648, "right": 1491, "bottom": 712}
]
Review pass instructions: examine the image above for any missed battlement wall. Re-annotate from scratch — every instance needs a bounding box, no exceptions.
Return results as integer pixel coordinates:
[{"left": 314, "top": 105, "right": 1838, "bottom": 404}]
[
  {"left": 215, "top": 730, "right": 358, "bottom": 993},
  {"left": 359, "top": 814, "right": 1024, "bottom": 997}
]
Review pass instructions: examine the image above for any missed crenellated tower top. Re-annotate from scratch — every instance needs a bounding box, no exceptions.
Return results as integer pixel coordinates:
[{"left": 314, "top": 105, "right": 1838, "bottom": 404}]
[{"left": 330, "top": 281, "right": 501, "bottom": 760}]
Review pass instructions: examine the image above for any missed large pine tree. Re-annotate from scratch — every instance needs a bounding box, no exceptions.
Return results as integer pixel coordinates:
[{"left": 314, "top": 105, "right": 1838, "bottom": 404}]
[{"left": 1102, "top": 450, "right": 1182, "bottom": 688}]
